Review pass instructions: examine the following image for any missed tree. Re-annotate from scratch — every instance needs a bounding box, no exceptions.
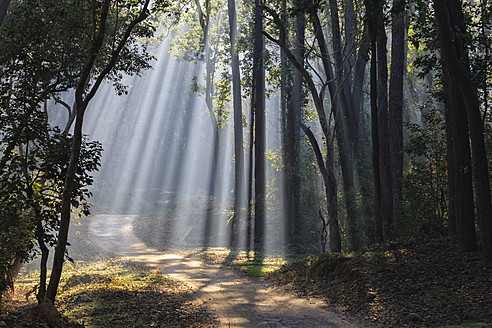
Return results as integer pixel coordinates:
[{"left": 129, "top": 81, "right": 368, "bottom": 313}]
[
  {"left": 253, "top": 0, "right": 266, "bottom": 256},
  {"left": 365, "top": 0, "right": 383, "bottom": 242},
  {"left": 434, "top": 0, "right": 492, "bottom": 265},
  {"left": 263, "top": 3, "right": 343, "bottom": 252},
  {"left": 228, "top": 0, "right": 244, "bottom": 250},
  {"left": 0, "top": 0, "right": 102, "bottom": 301},
  {"left": 389, "top": 0, "right": 405, "bottom": 205},
  {"left": 46, "top": 0, "right": 170, "bottom": 301},
  {"left": 284, "top": 9, "right": 303, "bottom": 251}
]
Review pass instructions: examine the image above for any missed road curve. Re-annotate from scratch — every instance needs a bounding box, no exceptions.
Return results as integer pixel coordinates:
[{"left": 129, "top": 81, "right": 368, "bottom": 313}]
[{"left": 88, "top": 214, "right": 368, "bottom": 328}]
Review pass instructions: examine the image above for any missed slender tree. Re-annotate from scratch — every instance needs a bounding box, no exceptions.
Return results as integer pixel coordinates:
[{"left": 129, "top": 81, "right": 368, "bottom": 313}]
[
  {"left": 365, "top": 0, "right": 384, "bottom": 242},
  {"left": 228, "top": 0, "right": 244, "bottom": 249},
  {"left": 253, "top": 0, "right": 266, "bottom": 256},
  {"left": 47, "top": 0, "right": 167, "bottom": 301},
  {"left": 263, "top": 5, "right": 343, "bottom": 252}
]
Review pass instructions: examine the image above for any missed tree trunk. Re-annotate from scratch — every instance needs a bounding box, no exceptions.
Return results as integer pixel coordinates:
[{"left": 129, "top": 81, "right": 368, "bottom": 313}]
[
  {"left": 365, "top": 0, "right": 383, "bottom": 242},
  {"left": 375, "top": 3, "right": 393, "bottom": 239},
  {"left": 47, "top": 0, "right": 152, "bottom": 300},
  {"left": 327, "top": 0, "right": 358, "bottom": 250},
  {"left": 434, "top": 0, "right": 491, "bottom": 265},
  {"left": 263, "top": 5, "right": 342, "bottom": 253},
  {"left": 285, "top": 12, "right": 303, "bottom": 250},
  {"left": 36, "top": 221, "right": 49, "bottom": 304},
  {"left": 444, "top": 72, "right": 477, "bottom": 251},
  {"left": 301, "top": 124, "right": 341, "bottom": 252},
  {"left": 280, "top": 0, "right": 291, "bottom": 249},
  {"left": 253, "top": 0, "right": 265, "bottom": 257},
  {"left": 228, "top": 0, "right": 244, "bottom": 250},
  {"left": 47, "top": 99, "right": 86, "bottom": 301},
  {"left": 246, "top": 91, "right": 255, "bottom": 254},
  {"left": 389, "top": 0, "right": 405, "bottom": 206}
]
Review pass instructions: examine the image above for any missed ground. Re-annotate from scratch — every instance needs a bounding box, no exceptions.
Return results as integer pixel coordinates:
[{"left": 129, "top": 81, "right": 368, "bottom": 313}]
[{"left": 2, "top": 214, "right": 492, "bottom": 327}]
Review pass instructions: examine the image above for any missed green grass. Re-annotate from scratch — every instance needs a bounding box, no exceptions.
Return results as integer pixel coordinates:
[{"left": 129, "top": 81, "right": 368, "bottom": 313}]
[
  {"left": 10, "top": 259, "right": 217, "bottom": 328},
  {"left": 198, "top": 247, "right": 285, "bottom": 277}
]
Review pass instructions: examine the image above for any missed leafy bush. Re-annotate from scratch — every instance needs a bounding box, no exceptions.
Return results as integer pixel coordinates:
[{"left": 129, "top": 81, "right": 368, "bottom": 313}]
[{"left": 397, "top": 107, "right": 448, "bottom": 240}]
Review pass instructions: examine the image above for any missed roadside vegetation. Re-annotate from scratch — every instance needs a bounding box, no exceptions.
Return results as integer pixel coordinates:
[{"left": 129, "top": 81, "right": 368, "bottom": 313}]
[{"left": 1, "top": 259, "right": 217, "bottom": 328}]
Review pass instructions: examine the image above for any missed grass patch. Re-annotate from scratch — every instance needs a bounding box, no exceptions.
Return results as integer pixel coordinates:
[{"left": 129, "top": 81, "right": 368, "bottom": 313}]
[
  {"left": 5, "top": 259, "right": 217, "bottom": 328},
  {"left": 197, "top": 247, "right": 284, "bottom": 277}
]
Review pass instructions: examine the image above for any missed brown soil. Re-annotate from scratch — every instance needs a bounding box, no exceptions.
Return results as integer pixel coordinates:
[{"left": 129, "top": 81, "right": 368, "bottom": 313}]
[
  {"left": 266, "top": 239, "right": 492, "bottom": 327},
  {"left": 88, "top": 214, "right": 373, "bottom": 327}
]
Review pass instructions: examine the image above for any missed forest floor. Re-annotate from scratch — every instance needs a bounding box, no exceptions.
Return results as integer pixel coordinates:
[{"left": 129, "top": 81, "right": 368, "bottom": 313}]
[
  {"left": 195, "top": 241, "right": 492, "bottom": 328},
  {"left": 3, "top": 214, "right": 492, "bottom": 328}
]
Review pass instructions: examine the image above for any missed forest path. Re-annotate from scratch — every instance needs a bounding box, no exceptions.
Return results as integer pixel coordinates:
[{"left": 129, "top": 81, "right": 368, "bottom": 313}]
[{"left": 88, "top": 214, "right": 368, "bottom": 328}]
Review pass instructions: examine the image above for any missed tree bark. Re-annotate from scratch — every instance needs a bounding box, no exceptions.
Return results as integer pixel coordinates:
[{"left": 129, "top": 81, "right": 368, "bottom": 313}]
[
  {"left": 285, "top": 12, "right": 303, "bottom": 250},
  {"left": 327, "top": 0, "right": 358, "bottom": 250},
  {"left": 376, "top": 26, "right": 393, "bottom": 239},
  {"left": 365, "top": 0, "right": 383, "bottom": 242},
  {"left": 389, "top": 0, "right": 405, "bottom": 205},
  {"left": 228, "top": 0, "right": 244, "bottom": 250},
  {"left": 444, "top": 72, "right": 477, "bottom": 251},
  {"left": 253, "top": 0, "right": 265, "bottom": 257},
  {"left": 434, "top": 0, "right": 491, "bottom": 265}
]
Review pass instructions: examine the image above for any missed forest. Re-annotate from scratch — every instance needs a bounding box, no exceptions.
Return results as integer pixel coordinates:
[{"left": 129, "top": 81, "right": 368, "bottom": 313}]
[{"left": 0, "top": 0, "right": 491, "bottom": 327}]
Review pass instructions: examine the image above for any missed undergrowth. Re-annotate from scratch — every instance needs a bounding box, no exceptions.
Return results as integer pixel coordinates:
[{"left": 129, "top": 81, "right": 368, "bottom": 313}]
[{"left": 2, "top": 259, "right": 217, "bottom": 328}]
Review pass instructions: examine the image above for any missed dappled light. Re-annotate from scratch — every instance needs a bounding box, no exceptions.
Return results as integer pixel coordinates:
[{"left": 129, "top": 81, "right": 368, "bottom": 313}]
[{"left": 1, "top": 0, "right": 491, "bottom": 327}]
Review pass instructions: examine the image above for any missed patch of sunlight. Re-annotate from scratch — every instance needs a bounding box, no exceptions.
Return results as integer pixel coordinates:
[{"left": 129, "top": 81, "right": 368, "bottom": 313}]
[{"left": 198, "top": 247, "right": 285, "bottom": 276}]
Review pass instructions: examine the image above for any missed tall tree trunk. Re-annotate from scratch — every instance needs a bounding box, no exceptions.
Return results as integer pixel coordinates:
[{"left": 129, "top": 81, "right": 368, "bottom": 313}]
[
  {"left": 253, "top": 0, "right": 265, "bottom": 257},
  {"left": 196, "top": 0, "right": 222, "bottom": 249},
  {"left": 301, "top": 124, "right": 341, "bottom": 252},
  {"left": 285, "top": 12, "right": 303, "bottom": 250},
  {"left": 375, "top": 5, "right": 393, "bottom": 239},
  {"left": 444, "top": 72, "right": 477, "bottom": 251},
  {"left": 328, "top": 0, "right": 358, "bottom": 250},
  {"left": 280, "top": 0, "right": 291, "bottom": 249},
  {"left": 47, "top": 98, "right": 86, "bottom": 301},
  {"left": 228, "top": 0, "right": 244, "bottom": 250},
  {"left": 246, "top": 92, "right": 255, "bottom": 254},
  {"left": 389, "top": 0, "right": 405, "bottom": 206},
  {"left": 365, "top": 0, "right": 383, "bottom": 242},
  {"left": 434, "top": 0, "right": 491, "bottom": 265}
]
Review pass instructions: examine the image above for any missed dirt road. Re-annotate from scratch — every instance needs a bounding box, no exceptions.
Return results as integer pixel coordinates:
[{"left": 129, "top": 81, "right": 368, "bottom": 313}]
[{"left": 88, "top": 214, "right": 367, "bottom": 328}]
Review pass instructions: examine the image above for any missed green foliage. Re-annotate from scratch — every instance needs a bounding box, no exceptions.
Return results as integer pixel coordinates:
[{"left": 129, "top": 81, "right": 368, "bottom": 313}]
[
  {"left": 0, "top": 116, "right": 102, "bottom": 300},
  {"left": 8, "top": 260, "right": 217, "bottom": 327},
  {"left": 397, "top": 107, "right": 448, "bottom": 240}
]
